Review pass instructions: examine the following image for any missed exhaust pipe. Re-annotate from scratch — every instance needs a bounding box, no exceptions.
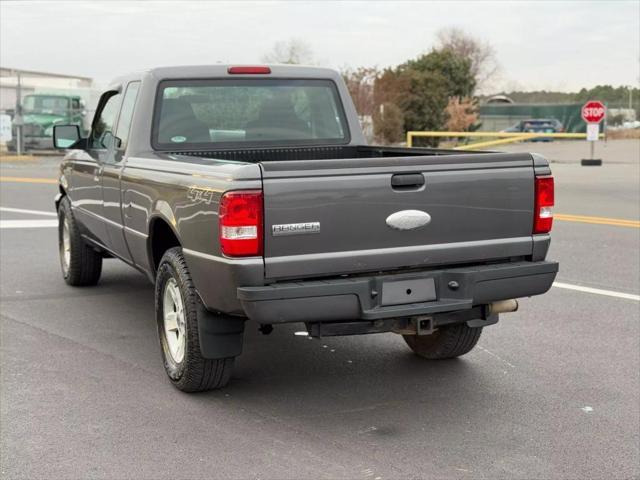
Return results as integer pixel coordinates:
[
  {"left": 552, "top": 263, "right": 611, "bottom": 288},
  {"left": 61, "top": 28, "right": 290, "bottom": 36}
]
[{"left": 487, "top": 299, "right": 519, "bottom": 315}]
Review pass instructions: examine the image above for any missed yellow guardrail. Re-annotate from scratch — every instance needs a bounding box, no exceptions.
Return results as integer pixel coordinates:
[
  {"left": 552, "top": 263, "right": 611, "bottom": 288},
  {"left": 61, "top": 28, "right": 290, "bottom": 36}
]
[{"left": 406, "top": 131, "right": 604, "bottom": 150}]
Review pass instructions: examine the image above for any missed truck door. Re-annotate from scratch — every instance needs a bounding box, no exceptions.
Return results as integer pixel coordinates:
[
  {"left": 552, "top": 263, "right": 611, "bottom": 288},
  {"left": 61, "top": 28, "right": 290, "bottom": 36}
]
[
  {"left": 101, "top": 81, "right": 141, "bottom": 262},
  {"left": 70, "top": 90, "right": 121, "bottom": 244}
]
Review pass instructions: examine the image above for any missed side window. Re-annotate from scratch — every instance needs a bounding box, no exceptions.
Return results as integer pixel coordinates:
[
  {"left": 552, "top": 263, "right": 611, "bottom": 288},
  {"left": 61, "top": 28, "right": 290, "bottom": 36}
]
[
  {"left": 114, "top": 82, "right": 140, "bottom": 151},
  {"left": 72, "top": 99, "right": 80, "bottom": 109},
  {"left": 90, "top": 92, "right": 121, "bottom": 150}
]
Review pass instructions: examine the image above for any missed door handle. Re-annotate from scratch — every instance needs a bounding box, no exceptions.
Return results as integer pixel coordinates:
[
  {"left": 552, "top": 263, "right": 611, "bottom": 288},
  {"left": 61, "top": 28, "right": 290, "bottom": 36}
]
[{"left": 391, "top": 173, "right": 425, "bottom": 190}]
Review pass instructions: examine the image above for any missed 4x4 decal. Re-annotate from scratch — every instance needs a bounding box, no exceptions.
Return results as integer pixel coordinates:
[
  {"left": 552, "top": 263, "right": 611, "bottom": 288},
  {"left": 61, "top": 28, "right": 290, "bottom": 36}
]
[{"left": 187, "top": 187, "right": 216, "bottom": 205}]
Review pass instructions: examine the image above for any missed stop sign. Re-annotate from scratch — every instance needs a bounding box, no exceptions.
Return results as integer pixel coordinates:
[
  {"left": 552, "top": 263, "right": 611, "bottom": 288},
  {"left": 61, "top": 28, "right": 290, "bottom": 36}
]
[{"left": 581, "top": 101, "right": 606, "bottom": 124}]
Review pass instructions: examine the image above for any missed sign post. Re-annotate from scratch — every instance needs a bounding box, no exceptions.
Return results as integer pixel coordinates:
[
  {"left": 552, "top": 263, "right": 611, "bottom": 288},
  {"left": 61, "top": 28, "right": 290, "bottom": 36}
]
[{"left": 580, "top": 100, "right": 606, "bottom": 166}]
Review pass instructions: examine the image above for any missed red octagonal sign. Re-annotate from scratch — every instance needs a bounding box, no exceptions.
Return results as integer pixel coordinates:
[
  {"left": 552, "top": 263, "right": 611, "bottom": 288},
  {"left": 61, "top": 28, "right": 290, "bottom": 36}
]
[{"left": 581, "top": 101, "right": 606, "bottom": 124}]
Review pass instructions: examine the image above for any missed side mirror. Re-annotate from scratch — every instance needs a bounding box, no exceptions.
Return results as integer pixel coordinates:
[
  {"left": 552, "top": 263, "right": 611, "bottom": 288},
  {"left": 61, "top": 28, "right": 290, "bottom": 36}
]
[{"left": 53, "top": 124, "right": 82, "bottom": 149}]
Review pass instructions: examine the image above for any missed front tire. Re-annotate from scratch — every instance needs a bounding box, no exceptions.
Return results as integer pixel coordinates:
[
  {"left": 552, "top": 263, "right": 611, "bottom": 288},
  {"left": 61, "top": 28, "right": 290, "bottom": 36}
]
[
  {"left": 155, "top": 247, "right": 235, "bottom": 392},
  {"left": 403, "top": 323, "right": 482, "bottom": 359},
  {"left": 57, "top": 196, "right": 102, "bottom": 286}
]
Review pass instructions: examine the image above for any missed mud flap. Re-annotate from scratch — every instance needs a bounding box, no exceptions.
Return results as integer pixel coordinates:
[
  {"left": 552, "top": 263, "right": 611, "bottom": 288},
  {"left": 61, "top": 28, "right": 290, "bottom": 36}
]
[{"left": 198, "top": 306, "right": 245, "bottom": 359}]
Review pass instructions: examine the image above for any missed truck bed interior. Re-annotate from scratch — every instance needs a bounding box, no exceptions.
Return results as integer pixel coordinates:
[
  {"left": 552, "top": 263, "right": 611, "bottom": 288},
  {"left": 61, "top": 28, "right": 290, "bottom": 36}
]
[{"left": 166, "top": 145, "right": 470, "bottom": 163}]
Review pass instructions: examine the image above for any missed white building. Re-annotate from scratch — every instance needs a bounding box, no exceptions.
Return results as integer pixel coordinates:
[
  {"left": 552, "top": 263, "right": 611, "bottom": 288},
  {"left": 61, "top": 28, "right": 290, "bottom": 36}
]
[{"left": 0, "top": 67, "right": 94, "bottom": 112}]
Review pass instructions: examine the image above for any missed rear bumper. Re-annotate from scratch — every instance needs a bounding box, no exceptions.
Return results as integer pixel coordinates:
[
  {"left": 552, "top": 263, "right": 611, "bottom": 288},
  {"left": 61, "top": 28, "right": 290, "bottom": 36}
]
[{"left": 237, "top": 260, "right": 558, "bottom": 324}]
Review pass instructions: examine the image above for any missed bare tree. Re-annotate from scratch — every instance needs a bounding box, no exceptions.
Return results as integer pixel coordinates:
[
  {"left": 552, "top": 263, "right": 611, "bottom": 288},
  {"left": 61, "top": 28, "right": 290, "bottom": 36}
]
[
  {"left": 342, "top": 67, "right": 379, "bottom": 117},
  {"left": 261, "top": 38, "right": 316, "bottom": 65},
  {"left": 436, "top": 27, "right": 499, "bottom": 90},
  {"left": 444, "top": 96, "right": 478, "bottom": 131}
]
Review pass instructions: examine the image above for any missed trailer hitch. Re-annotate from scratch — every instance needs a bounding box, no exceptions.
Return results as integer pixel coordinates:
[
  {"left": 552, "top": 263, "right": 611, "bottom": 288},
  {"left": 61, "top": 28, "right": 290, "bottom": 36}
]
[{"left": 391, "top": 316, "right": 435, "bottom": 336}]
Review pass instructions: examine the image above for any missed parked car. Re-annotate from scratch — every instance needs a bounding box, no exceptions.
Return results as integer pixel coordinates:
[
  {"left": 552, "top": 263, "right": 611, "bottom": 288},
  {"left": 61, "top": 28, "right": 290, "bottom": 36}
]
[
  {"left": 503, "top": 118, "right": 563, "bottom": 141},
  {"left": 52, "top": 65, "right": 558, "bottom": 392}
]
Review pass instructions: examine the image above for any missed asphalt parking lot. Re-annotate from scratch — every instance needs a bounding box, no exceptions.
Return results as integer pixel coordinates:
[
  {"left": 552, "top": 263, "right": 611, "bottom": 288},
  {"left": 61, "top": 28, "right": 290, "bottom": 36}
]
[{"left": 1, "top": 141, "right": 639, "bottom": 479}]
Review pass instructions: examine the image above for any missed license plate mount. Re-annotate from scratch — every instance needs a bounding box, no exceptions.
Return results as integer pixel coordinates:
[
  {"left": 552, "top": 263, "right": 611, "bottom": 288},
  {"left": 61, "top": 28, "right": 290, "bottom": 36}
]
[{"left": 380, "top": 277, "right": 437, "bottom": 306}]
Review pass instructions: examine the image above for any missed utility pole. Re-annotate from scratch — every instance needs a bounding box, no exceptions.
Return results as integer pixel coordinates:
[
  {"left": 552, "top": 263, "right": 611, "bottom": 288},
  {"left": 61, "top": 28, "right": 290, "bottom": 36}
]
[{"left": 14, "top": 71, "right": 24, "bottom": 155}]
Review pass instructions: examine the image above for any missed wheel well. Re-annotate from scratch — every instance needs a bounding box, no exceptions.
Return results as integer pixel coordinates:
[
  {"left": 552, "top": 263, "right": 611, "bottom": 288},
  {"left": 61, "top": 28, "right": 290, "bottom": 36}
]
[
  {"left": 56, "top": 185, "right": 67, "bottom": 211},
  {"left": 150, "top": 218, "right": 181, "bottom": 271}
]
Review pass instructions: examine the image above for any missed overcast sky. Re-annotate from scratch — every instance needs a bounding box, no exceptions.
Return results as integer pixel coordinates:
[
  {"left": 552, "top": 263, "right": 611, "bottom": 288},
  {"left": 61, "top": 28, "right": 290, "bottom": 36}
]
[{"left": 1, "top": 0, "right": 638, "bottom": 92}]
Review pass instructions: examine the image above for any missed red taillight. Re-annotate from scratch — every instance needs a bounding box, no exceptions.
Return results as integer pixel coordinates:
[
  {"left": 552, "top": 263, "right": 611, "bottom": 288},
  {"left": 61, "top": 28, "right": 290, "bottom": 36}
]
[
  {"left": 219, "top": 190, "right": 263, "bottom": 257},
  {"left": 227, "top": 66, "right": 271, "bottom": 75},
  {"left": 534, "top": 176, "right": 554, "bottom": 234}
]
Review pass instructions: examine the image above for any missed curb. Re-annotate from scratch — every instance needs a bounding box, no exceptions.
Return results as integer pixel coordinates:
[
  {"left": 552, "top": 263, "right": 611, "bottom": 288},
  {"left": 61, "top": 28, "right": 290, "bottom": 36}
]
[{"left": 0, "top": 155, "right": 37, "bottom": 162}]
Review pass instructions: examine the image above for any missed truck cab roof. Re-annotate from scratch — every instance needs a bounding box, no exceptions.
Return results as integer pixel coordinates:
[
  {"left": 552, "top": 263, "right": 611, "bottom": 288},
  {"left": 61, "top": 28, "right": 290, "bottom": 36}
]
[
  {"left": 147, "top": 64, "right": 340, "bottom": 80},
  {"left": 108, "top": 64, "right": 342, "bottom": 89}
]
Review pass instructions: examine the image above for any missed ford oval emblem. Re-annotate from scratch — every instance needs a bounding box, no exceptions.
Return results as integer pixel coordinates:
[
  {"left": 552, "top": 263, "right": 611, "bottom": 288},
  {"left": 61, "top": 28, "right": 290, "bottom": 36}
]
[{"left": 385, "top": 210, "right": 431, "bottom": 230}]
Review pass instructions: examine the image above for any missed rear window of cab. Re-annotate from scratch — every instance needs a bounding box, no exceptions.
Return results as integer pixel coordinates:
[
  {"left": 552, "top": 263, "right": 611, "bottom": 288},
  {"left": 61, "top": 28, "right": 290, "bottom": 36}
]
[{"left": 151, "top": 78, "right": 350, "bottom": 150}]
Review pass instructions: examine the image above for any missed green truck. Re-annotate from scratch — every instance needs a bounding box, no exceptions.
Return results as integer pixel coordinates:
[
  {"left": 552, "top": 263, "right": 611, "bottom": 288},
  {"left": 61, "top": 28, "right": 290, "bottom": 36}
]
[{"left": 9, "top": 93, "right": 88, "bottom": 150}]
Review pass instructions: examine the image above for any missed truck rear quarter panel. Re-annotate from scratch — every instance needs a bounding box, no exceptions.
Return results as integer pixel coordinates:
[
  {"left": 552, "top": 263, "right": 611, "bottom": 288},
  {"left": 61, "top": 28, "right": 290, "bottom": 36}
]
[{"left": 120, "top": 153, "right": 264, "bottom": 314}]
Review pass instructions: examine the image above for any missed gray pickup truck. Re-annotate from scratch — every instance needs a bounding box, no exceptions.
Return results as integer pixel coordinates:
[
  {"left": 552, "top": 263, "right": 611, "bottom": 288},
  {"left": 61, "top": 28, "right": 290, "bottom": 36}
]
[{"left": 53, "top": 65, "right": 558, "bottom": 392}]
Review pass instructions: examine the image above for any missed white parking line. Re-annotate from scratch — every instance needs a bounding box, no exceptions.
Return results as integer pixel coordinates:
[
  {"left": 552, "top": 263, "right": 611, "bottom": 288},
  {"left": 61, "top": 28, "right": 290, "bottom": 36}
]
[
  {"left": 553, "top": 282, "right": 640, "bottom": 302},
  {"left": 477, "top": 345, "right": 516, "bottom": 368},
  {"left": 0, "top": 219, "right": 58, "bottom": 229},
  {"left": 0, "top": 207, "right": 57, "bottom": 217}
]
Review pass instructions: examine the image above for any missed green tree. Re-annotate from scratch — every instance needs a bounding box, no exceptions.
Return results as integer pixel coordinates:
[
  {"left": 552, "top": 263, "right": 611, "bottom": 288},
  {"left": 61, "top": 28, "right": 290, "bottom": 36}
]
[
  {"left": 575, "top": 85, "right": 639, "bottom": 116},
  {"left": 373, "top": 48, "right": 477, "bottom": 145},
  {"left": 485, "top": 85, "right": 638, "bottom": 113},
  {"left": 394, "top": 48, "right": 476, "bottom": 146},
  {"left": 395, "top": 68, "right": 450, "bottom": 137},
  {"left": 403, "top": 48, "right": 476, "bottom": 98}
]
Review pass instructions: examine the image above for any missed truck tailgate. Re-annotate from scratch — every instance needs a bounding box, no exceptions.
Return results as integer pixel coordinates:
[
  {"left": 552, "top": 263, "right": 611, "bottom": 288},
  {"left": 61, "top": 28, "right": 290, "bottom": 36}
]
[{"left": 260, "top": 152, "right": 535, "bottom": 280}]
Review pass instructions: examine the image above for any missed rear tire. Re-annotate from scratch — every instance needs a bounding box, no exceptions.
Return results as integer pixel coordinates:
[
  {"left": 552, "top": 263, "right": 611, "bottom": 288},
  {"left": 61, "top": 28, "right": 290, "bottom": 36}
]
[
  {"left": 57, "top": 196, "right": 102, "bottom": 286},
  {"left": 403, "top": 323, "right": 482, "bottom": 359},
  {"left": 155, "top": 247, "right": 235, "bottom": 392}
]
